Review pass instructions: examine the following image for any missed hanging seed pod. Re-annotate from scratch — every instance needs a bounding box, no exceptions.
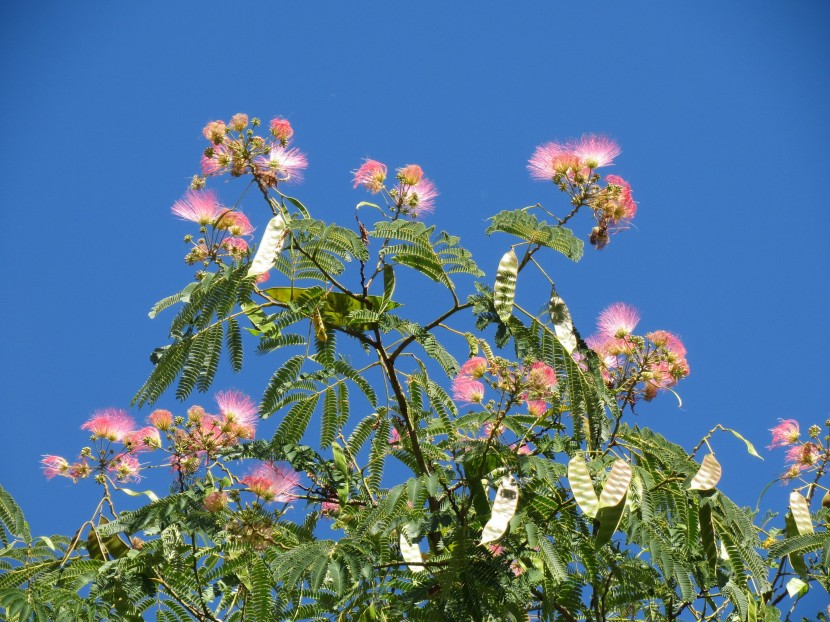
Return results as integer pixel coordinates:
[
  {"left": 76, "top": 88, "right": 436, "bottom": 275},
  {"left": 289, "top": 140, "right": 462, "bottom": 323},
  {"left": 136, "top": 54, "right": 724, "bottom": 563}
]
[
  {"left": 548, "top": 286, "right": 577, "bottom": 354},
  {"left": 689, "top": 454, "right": 722, "bottom": 491},
  {"left": 494, "top": 249, "right": 518, "bottom": 324},
  {"left": 598, "top": 460, "right": 632, "bottom": 510},
  {"left": 789, "top": 491, "right": 814, "bottom": 535},
  {"left": 568, "top": 454, "right": 599, "bottom": 518},
  {"left": 480, "top": 475, "right": 519, "bottom": 544},
  {"left": 399, "top": 531, "right": 425, "bottom": 572},
  {"left": 247, "top": 213, "right": 288, "bottom": 277}
]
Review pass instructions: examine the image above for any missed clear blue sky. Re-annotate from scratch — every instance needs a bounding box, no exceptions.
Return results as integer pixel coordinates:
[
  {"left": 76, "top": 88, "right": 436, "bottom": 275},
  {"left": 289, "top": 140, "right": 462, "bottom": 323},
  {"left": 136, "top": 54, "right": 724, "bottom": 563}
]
[{"left": 2, "top": 0, "right": 829, "bottom": 609}]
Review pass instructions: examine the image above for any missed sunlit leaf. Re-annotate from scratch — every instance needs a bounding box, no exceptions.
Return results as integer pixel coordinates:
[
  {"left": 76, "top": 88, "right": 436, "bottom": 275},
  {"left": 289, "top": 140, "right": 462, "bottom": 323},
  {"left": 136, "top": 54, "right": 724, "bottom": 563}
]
[
  {"left": 480, "top": 475, "right": 519, "bottom": 544},
  {"left": 399, "top": 531, "right": 425, "bottom": 572},
  {"left": 689, "top": 453, "right": 722, "bottom": 491},
  {"left": 786, "top": 577, "right": 808, "bottom": 598}
]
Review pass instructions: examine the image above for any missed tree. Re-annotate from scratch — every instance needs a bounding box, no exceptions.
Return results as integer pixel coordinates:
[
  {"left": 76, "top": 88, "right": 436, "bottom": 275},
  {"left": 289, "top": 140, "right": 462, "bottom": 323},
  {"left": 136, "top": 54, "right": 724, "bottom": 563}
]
[{"left": 1, "top": 114, "right": 827, "bottom": 621}]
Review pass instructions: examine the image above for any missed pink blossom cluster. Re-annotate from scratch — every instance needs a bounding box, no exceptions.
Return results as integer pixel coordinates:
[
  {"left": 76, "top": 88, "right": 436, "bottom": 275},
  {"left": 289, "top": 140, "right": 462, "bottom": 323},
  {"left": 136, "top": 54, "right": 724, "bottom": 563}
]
[
  {"left": 171, "top": 189, "right": 255, "bottom": 266},
  {"left": 585, "top": 303, "right": 690, "bottom": 402},
  {"left": 42, "top": 390, "right": 260, "bottom": 485},
  {"left": 239, "top": 462, "right": 300, "bottom": 503},
  {"left": 42, "top": 408, "right": 160, "bottom": 484},
  {"left": 768, "top": 419, "right": 827, "bottom": 481},
  {"left": 199, "top": 113, "right": 307, "bottom": 186},
  {"left": 353, "top": 159, "right": 438, "bottom": 218},
  {"left": 528, "top": 134, "right": 638, "bottom": 250}
]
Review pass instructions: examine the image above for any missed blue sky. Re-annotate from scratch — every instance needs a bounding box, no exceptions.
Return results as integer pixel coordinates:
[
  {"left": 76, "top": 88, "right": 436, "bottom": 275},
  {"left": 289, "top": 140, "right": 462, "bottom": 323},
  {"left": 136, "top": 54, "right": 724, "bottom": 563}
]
[{"left": 2, "top": 0, "right": 829, "bottom": 610}]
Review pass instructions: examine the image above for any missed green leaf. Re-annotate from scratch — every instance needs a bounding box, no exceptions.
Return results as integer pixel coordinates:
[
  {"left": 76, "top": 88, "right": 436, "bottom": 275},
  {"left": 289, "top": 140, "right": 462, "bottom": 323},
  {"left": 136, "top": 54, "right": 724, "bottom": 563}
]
[
  {"left": 486, "top": 208, "right": 583, "bottom": 261},
  {"left": 262, "top": 286, "right": 401, "bottom": 331}
]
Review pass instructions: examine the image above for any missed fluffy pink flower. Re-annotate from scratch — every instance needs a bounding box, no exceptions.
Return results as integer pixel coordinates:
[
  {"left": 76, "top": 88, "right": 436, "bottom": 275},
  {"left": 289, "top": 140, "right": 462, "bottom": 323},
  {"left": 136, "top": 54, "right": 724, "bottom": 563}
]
[
  {"left": 604, "top": 175, "right": 637, "bottom": 225},
  {"left": 215, "top": 390, "right": 258, "bottom": 438},
  {"left": 241, "top": 463, "right": 300, "bottom": 502},
  {"left": 526, "top": 362, "right": 557, "bottom": 394},
  {"left": 257, "top": 145, "right": 308, "bottom": 183},
  {"left": 401, "top": 178, "right": 438, "bottom": 216},
  {"left": 269, "top": 117, "right": 294, "bottom": 143},
  {"left": 123, "top": 426, "right": 161, "bottom": 452},
  {"left": 460, "top": 357, "right": 488, "bottom": 378},
  {"left": 646, "top": 330, "right": 687, "bottom": 359},
  {"left": 228, "top": 113, "right": 248, "bottom": 132},
  {"left": 527, "top": 400, "right": 548, "bottom": 417},
  {"left": 202, "top": 120, "right": 226, "bottom": 144},
  {"left": 768, "top": 419, "right": 800, "bottom": 449},
  {"left": 171, "top": 190, "right": 225, "bottom": 225},
  {"left": 785, "top": 443, "right": 820, "bottom": 469},
  {"left": 109, "top": 454, "right": 142, "bottom": 482},
  {"left": 516, "top": 444, "right": 533, "bottom": 455},
  {"left": 42, "top": 455, "right": 70, "bottom": 480},
  {"left": 528, "top": 142, "right": 581, "bottom": 180},
  {"left": 215, "top": 210, "right": 253, "bottom": 236},
  {"left": 597, "top": 303, "right": 640, "bottom": 338},
  {"left": 452, "top": 376, "right": 485, "bottom": 404},
  {"left": 223, "top": 237, "right": 249, "bottom": 256},
  {"left": 201, "top": 144, "right": 232, "bottom": 176},
  {"left": 321, "top": 501, "right": 340, "bottom": 516},
  {"left": 81, "top": 409, "right": 136, "bottom": 442},
  {"left": 204, "top": 490, "right": 229, "bottom": 512},
  {"left": 353, "top": 159, "right": 387, "bottom": 193},
  {"left": 68, "top": 460, "right": 91, "bottom": 481},
  {"left": 389, "top": 427, "right": 402, "bottom": 447},
  {"left": 398, "top": 164, "right": 424, "bottom": 186},
  {"left": 148, "top": 409, "right": 173, "bottom": 430},
  {"left": 569, "top": 134, "right": 620, "bottom": 169}
]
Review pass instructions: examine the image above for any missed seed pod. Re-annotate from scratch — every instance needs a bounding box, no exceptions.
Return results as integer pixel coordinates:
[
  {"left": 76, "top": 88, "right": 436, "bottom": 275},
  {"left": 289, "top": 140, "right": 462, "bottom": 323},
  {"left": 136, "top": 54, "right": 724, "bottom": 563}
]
[
  {"left": 568, "top": 454, "right": 599, "bottom": 518},
  {"left": 399, "top": 531, "right": 425, "bottom": 572},
  {"left": 548, "top": 286, "right": 577, "bottom": 355},
  {"left": 247, "top": 213, "right": 287, "bottom": 277},
  {"left": 480, "top": 475, "right": 519, "bottom": 544},
  {"left": 789, "top": 491, "right": 813, "bottom": 535},
  {"left": 494, "top": 249, "right": 518, "bottom": 324},
  {"left": 689, "top": 454, "right": 722, "bottom": 491},
  {"left": 598, "top": 460, "right": 632, "bottom": 510}
]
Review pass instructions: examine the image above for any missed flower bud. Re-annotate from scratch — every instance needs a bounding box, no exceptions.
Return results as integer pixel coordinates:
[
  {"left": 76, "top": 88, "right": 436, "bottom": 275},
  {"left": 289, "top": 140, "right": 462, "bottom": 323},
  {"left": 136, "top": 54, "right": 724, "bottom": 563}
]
[
  {"left": 809, "top": 424, "right": 821, "bottom": 438},
  {"left": 397, "top": 164, "right": 423, "bottom": 186},
  {"left": 269, "top": 118, "right": 293, "bottom": 144},
  {"left": 202, "top": 121, "right": 227, "bottom": 145},
  {"left": 204, "top": 491, "right": 229, "bottom": 512},
  {"left": 229, "top": 113, "right": 248, "bottom": 132}
]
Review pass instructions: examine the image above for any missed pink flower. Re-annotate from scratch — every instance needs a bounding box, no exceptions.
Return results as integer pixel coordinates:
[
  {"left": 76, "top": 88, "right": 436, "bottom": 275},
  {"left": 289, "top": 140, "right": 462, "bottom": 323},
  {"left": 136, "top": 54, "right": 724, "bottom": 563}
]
[
  {"left": 785, "top": 443, "right": 820, "bottom": 469},
  {"left": 148, "top": 409, "right": 173, "bottom": 430},
  {"left": 257, "top": 145, "right": 308, "bottom": 183},
  {"left": 223, "top": 237, "right": 249, "bottom": 257},
  {"left": 123, "top": 426, "right": 162, "bottom": 452},
  {"left": 269, "top": 117, "right": 294, "bottom": 144},
  {"left": 516, "top": 444, "right": 533, "bottom": 455},
  {"left": 452, "top": 376, "right": 485, "bottom": 404},
  {"left": 68, "top": 460, "right": 91, "bottom": 482},
  {"left": 321, "top": 501, "right": 340, "bottom": 517},
  {"left": 569, "top": 134, "right": 620, "bottom": 169},
  {"left": 203, "top": 491, "right": 229, "bottom": 512},
  {"left": 353, "top": 159, "right": 387, "bottom": 193},
  {"left": 397, "top": 164, "right": 424, "bottom": 186},
  {"left": 597, "top": 303, "right": 640, "bottom": 338},
  {"left": 202, "top": 120, "right": 226, "bottom": 144},
  {"left": 768, "top": 419, "right": 800, "bottom": 449},
  {"left": 228, "top": 113, "right": 248, "bottom": 132},
  {"left": 401, "top": 178, "right": 438, "bottom": 216},
  {"left": 255, "top": 271, "right": 270, "bottom": 284},
  {"left": 646, "top": 330, "right": 687, "bottom": 359},
  {"left": 171, "top": 190, "right": 225, "bottom": 225},
  {"left": 604, "top": 175, "right": 637, "bottom": 227},
  {"left": 241, "top": 463, "right": 300, "bottom": 503},
  {"left": 201, "top": 144, "right": 232, "bottom": 176},
  {"left": 528, "top": 142, "right": 581, "bottom": 180},
  {"left": 81, "top": 408, "right": 136, "bottom": 442},
  {"left": 42, "top": 455, "right": 70, "bottom": 480},
  {"left": 389, "top": 427, "right": 402, "bottom": 447},
  {"left": 526, "top": 362, "right": 557, "bottom": 395},
  {"left": 108, "top": 454, "right": 142, "bottom": 482},
  {"left": 215, "top": 210, "right": 253, "bottom": 236},
  {"left": 215, "top": 390, "right": 258, "bottom": 438},
  {"left": 460, "top": 357, "right": 488, "bottom": 378},
  {"left": 527, "top": 400, "right": 548, "bottom": 417}
]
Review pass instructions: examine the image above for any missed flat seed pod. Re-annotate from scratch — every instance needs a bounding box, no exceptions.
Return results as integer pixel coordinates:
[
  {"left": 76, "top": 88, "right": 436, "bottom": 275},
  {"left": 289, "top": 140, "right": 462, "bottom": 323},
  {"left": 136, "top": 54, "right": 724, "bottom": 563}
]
[
  {"left": 786, "top": 577, "right": 808, "bottom": 598},
  {"left": 247, "top": 214, "right": 287, "bottom": 277},
  {"left": 399, "top": 531, "right": 425, "bottom": 572},
  {"left": 480, "top": 475, "right": 519, "bottom": 544},
  {"left": 689, "top": 454, "right": 722, "bottom": 491},
  {"left": 598, "top": 460, "right": 632, "bottom": 510},
  {"left": 548, "top": 287, "right": 577, "bottom": 355},
  {"left": 494, "top": 249, "right": 518, "bottom": 324},
  {"left": 789, "top": 491, "right": 814, "bottom": 535},
  {"left": 568, "top": 455, "right": 599, "bottom": 518},
  {"left": 594, "top": 493, "right": 627, "bottom": 546}
]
